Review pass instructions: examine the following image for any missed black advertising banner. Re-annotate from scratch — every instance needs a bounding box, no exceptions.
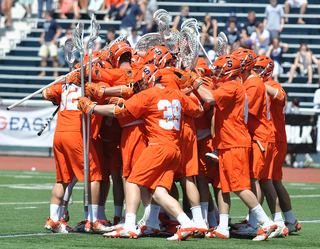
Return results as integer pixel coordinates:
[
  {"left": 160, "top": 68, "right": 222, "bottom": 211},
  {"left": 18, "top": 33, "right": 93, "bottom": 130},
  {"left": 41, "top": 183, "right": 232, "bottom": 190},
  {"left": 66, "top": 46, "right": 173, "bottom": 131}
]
[{"left": 285, "top": 114, "right": 317, "bottom": 153}]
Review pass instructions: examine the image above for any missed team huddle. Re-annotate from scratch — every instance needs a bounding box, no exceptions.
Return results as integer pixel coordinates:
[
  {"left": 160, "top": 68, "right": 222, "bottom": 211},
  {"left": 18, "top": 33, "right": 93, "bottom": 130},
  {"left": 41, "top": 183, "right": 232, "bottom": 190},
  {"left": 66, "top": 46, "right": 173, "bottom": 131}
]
[{"left": 42, "top": 39, "right": 301, "bottom": 241}]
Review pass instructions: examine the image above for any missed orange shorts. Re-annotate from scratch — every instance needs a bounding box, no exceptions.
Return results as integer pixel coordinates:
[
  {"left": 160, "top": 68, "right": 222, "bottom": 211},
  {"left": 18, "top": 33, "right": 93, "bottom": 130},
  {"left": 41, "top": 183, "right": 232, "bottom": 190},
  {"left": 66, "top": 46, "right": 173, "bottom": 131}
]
[
  {"left": 174, "top": 124, "right": 199, "bottom": 180},
  {"left": 250, "top": 141, "right": 275, "bottom": 180},
  {"left": 121, "top": 123, "right": 148, "bottom": 178},
  {"left": 92, "top": 135, "right": 109, "bottom": 182},
  {"left": 219, "top": 147, "right": 251, "bottom": 193},
  {"left": 53, "top": 131, "right": 102, "bottom": 183},
  {"left": 103, "top": 141, "right": 122, "bottom": 173},
  {"left": 272, "top": 141, "right": 287, "bottom": 181},
  {"left": 127, "top": 144, "right": 181, "bottom": 192},
  {"left": 197, "top": 135, "right": 220, "bottom": 187}
]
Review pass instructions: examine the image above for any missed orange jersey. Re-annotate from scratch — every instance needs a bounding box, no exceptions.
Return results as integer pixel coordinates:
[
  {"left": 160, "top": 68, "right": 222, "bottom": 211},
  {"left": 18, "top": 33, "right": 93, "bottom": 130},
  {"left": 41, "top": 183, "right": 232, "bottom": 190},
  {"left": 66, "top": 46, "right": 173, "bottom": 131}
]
[
  {"left": 50, "top": 84, "right": 102, "bottom": 137},
  {"left": 93, "top": 67, "right": 134, "bottom": 87},
  {"left": 265, "top": 80, "right": 287, "bottom": 142},
  {"left": 244, "top": 75, "right": 275, "bottom": 143},
  {"left": 210, "top": 80, "right": 251, "bottom": 149},
  {"left": 123, "top": 86, "right": 204, "bottom": 149},
  {"left": 159, "top": 68, "right": 180, "bottom": 90}
]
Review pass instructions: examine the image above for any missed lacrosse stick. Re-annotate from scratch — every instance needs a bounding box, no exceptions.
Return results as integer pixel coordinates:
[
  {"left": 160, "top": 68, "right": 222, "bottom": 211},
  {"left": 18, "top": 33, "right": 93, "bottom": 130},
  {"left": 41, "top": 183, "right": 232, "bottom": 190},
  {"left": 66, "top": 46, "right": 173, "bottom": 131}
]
[
  {"left": 214, "top": 32, "right": 229, "bottom": 57},
  {"left": 72, "top": 22, "right": 89, "bottom": 207},
  {"left": 153, "top": 9, "right": 170, "bottom": 47},
  {"left": 102, "top": 34, "right": 127, "bottom": 51},
  {"left": 86, "top": 14, "right": 100, "bottom": 175},
  {"left": 179, "top": 26, "right": 199, "bottom": 70},
  {"left": 181, "top": 18, "right": 212, "bottom": 65},
  {"left": 6, "top": 56, "right": 99, "bottom": 111},
  {"left": 134, "top": 33, "right": 162, "bottom": 52}
]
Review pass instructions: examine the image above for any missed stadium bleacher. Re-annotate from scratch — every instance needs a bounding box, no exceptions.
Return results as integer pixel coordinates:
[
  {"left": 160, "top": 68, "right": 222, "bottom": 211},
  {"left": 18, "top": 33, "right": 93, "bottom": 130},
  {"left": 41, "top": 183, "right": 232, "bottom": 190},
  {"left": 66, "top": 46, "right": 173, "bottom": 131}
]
[{"left": 0, "top": 0, "right": 319, "bottom": 108}]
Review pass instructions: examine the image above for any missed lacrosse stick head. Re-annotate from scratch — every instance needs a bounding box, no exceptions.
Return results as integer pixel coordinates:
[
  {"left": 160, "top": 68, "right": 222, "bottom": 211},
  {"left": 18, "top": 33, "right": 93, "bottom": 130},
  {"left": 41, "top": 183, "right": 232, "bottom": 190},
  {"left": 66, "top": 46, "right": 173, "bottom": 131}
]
[
  {"left": 153, "top": 9, "right": 170, "bottom": 46},
  {"left": 181, "top": 18, "right": 200, "bottom": 37},
  {"left": 179, "top": 27, "right": 199, "bottom": 70},
  {"left": 163, "top": 28, "right": 180, "bottom": 54},
  {"left": 72, "top": 22, "right": 84, "bottom": 53},
  {"left": 211, "top": 55, "right": 241, "bottom": 82},
  {"left": 102, "top": 34, "right": 128, "bottom": 51},
  {"left": 88, "top": 14, "right": 101, "bottom": 49},
  {"left": 134, "top": 33, "right": 163, "bottom": 52},
  {"left": 144, "top": 46, "right": 173, "bottom": 69},
  {"left": 133, "top": 64, "right": 162, "bottom": 93},
  {"left": 232, "top": 48, "right": 257, "bottom": 72},
  {"left": 153, "top": 9, "right": 170, "bottom": 33},
  {"left": 214, "top": 36, "right": 228, "bottom": 58},
  {"left": 63, "top": 38, "right": 76, "bottom": 69},
  {"left": 252, "top": 55, "right": 274, "bottom": 81},
  {"left": 107, "top": 41, "right": 133, "bottom": 68}
]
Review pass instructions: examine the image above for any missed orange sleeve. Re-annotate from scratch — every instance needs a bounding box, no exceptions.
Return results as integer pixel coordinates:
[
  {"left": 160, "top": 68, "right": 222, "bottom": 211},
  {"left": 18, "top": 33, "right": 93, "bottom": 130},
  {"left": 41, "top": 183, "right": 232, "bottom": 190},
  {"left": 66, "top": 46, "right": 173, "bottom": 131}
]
[{"left": 210, "top": 80, "right": 238, "bottom": 111}]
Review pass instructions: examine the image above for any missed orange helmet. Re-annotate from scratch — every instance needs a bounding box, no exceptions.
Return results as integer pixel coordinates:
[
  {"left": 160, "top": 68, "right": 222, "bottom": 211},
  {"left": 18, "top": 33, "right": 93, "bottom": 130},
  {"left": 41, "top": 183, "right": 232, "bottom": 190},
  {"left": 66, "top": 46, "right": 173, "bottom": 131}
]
[
  {"left": 74, "top": 51, "right": 101, "bottom": 69},
  {"left": 107, "top": 41, "right": 133, "bottom": 68},
  {"left": 211, "top": 55, "right": 241, "bottom": 81},
  {"left": 133, "top": 64, "right": 162, "bottom": 93},
  {"left": 84, "top": 51, "right": 100, "bottom": 63},
  {"left": 232, "top": 49, "right": 257, "bottom": 72},
  {"left": 252, "top": 55, "right": 274, "bottom": 81},
  {"left": 144, "top": 46, "right": 172, "bottom": 69}
]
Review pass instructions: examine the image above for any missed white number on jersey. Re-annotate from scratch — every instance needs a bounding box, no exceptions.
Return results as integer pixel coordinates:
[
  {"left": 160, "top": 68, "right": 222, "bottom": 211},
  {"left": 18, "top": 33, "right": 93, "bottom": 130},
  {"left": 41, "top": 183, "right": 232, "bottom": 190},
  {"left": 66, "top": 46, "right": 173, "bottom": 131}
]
[
  {"left": 158, "top": 99, "right": 181, "bottom": 130},
  {"left": 60, "top": 85, "right": 81, "bottom": 111}
]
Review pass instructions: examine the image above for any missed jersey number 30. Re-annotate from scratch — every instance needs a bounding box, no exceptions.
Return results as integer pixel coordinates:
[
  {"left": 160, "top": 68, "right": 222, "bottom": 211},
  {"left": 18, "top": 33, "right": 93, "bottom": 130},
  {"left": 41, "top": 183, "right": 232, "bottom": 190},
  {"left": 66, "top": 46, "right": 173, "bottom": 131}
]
[{"left": 158, "top": 99, "right": 181, "bottom": 130}]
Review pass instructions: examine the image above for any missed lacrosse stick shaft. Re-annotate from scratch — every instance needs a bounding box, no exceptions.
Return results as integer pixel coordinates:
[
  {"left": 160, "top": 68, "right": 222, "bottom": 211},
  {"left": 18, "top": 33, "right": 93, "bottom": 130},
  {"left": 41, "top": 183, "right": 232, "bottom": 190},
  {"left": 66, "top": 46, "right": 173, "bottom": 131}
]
[
  {"left": 6, "top": 57, "right": 99, "bottom": 111},
  {"left": 79, "top": 51, "right": 89, "bottom": 207},
  {"left": 199, "top": 42, "right": 213, "bottom": 65},
  {"left": 86, "top": 48, "right": 93, "bottom": 178},
  {"left": 6, "top": 76, "right": 64, "bottom": 110},
  {"left": 37, "top": 105, "right": 59, "bottom": 136}
]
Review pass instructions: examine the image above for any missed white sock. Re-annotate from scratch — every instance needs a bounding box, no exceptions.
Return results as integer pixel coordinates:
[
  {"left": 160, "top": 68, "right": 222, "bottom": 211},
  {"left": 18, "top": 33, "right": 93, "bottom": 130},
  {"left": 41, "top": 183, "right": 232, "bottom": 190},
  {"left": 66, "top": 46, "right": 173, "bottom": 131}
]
[
  {"left": 190, "top": 206, "right": 204, "bottom": 225},
  {"left": 58, "top": 205, "right": 65, "bottom": 220},
  {"left": 88, "top": 204, "right": 98, "bottom": 223},
  {"left": 272, "top": 212, "right": 284, "bottom": 227},
  {"left": 208, "top": 211, "right": 218, "bottom": 228},
  {"left": 125, "top": 213, "right": 136, "bottom": 230},
  {"left": 114, "top": 205, "right": 123, "bottom": 217},
  {"left": 50, "top": 204, "right": 60, "bottom": 222},
  {"left": 283, "top": 210, "right": 296, "bottom": 224},
  {"left": 200, "top": 202, "right": 208, "bottom": 223},
  {"left": 248, "top": 212, "right": 257, "bottom": 229},
  {"left": 148, "top": 204, "right": 160, "bottom": 224},
  {"left": 219, "top": 214, "right": 229, "bottom": 229},
  {"left": 250, "top": 204, "right": 269, "bottom": 224},
  {"left": 98, "top": 205, "right": 107, "bottom": 221},
  {"left": 84, "top": 211, "right": 88, "bottom": 220},
  {"left": 176, "top": 212, "right": 193, "bottom": 227}
]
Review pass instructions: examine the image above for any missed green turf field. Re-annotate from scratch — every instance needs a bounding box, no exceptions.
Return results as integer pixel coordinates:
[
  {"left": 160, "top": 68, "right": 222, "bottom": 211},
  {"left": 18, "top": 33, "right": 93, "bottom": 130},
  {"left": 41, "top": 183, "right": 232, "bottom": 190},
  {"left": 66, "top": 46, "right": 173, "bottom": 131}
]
[{"left": 0, "top": 169, "right": 319, "bottom": 249}]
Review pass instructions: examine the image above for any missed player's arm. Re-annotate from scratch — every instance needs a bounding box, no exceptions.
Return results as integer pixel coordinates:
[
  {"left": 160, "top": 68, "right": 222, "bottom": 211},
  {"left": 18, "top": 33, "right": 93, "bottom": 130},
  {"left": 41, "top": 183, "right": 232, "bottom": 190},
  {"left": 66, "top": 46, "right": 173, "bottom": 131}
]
[
  {"left": 265, "top": 83, "right": 285, "bottom": 103},
  {"left": 85, "top": 83, "right": 134, "bottom": 99},
  {"left": 77, "top": 97, "right": 131, "bottom": 118},
  {"left": 196, "top": 85, "right": 217, "bottom": 106}
]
